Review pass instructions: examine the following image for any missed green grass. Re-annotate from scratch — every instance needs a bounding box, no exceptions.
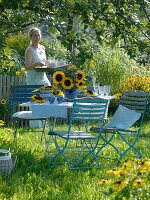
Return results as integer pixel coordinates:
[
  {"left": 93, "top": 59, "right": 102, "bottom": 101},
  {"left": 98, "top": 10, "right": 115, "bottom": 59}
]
[{"left": 0, "top": 121, "right": 150, "bottom": 200}]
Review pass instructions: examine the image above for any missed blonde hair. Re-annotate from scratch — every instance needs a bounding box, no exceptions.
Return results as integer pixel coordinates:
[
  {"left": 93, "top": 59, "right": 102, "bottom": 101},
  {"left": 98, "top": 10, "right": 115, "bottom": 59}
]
[{"left": 29, "top": 27, "right": 41, "bottom": 38}]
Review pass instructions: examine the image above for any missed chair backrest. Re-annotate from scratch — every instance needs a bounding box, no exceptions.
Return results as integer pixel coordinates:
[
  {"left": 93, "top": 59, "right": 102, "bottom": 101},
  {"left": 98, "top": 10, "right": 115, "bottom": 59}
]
[
  {"left": 119, "top": 90, "right": 148, "bottom": 128},
  {"left": 71, "top": 97, "right": 108, "bottom": 122},
  {"left": 119, "top": 90, "right": 148, "bottom": 114},
  {"left": 10, "top": 85, "right": 43, "bottom": 113},
  {"left": 10, "top": 85, "right": 43, "bottom": 104}
]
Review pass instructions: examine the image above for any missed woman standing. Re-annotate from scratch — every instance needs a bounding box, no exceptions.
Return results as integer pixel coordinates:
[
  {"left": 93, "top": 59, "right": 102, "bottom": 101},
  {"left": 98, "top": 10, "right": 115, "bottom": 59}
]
[{"left": 25, "top": 27, "right": 51, "bottom": 85}]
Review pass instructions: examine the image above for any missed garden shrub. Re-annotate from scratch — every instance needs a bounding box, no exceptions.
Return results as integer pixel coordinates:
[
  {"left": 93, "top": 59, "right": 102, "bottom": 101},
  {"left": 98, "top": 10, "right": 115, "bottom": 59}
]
[
  {"left": 2, "top": 33, "right": 68, "bottom": 75},
  {"left": 85, "top": 45, "right": 148, "bottom": 94}
]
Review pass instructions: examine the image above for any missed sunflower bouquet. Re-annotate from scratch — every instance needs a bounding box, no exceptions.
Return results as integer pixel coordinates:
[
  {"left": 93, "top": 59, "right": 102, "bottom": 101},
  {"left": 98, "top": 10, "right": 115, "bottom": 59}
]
[
  {"left": 52, "top": 65, "right": 87, "bottom": 91},
  {"left": 31, "top": 94, "right": 46, "bottom": 103}
]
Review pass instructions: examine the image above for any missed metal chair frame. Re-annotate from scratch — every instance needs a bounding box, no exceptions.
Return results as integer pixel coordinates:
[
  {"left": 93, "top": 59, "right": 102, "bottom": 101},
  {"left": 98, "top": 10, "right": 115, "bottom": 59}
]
[
  {"left": 10, "top": 85, "right": 47, "bottom": 140},
  {"left": 92, "top": 90, "right": 148, "bottom": 160},
  {"left": 45, "top": 97, "right": 108, "bottom": 170}
]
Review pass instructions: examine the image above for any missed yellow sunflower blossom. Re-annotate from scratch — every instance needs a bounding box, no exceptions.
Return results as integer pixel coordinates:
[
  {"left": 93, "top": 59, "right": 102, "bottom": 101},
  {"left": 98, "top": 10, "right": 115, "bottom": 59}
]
[
  {"left": 16, "top": 71, "right": 21, "bottom": 76},
  {"left": 61, "top": 77, "right": 74, "bottom": 89},
  {"left": 1, "top": 99, "right": 6, "bottom": 104},
  {"left": 67, "top": 65, "right": 77, "bottom": 69},
  {"left": 53, "top": 90, "right": 64, "bottom": 97},
  {"left": 31, "top": 95, "right": 46, "bottom": 103},
  {"left": 132, "top": 179, "right": 145, "bottom": 187},
  {"left": 75, "top": 70, "right": 85, "bottom": 81},
  {"left": 41, "top": 86, "right": 57, "bottom": 90},
  {"left": 82, "top": 90, "right": 96, "bottom": 96},
  {"left": 76, "top": 80, "right": 86, "bottom": 89},
  {"left": 52, "top": 71, "right": 65, "bottom": 84}
]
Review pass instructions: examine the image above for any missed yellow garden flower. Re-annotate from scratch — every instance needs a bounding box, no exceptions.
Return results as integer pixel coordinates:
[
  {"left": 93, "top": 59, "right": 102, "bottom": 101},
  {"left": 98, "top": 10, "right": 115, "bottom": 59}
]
[
  {"left": 0, "top": 120, "right": 5, "bottom": 126},
  {"left": 21, "top": 67, "right": 25, "bottom": 71},
  {"left": 123, "top": 75, "right": 150, "bottom": 93},
  {"left": 114, "top": 179, "right": 129, "bottom": 190},
  {"left": 16, "top": 71, "right": 21, "bottom": 76},
  {"left": 1, "top": 99, "right": 6, "bottom": 104},
  {"left": 61, "top": 77, "right": 74, "bottom": 89},
  {"left": 97, "top": 179, "right": 113, "bottom": 185},
  {"left": 113, "top": 93, "right": 122, "bottom": 99},
  {"left": 52, "top": 71, "right": 65, "bottom": 84},
  {"left": 132, "top": 179, "right": 145, "bottom": 187}
]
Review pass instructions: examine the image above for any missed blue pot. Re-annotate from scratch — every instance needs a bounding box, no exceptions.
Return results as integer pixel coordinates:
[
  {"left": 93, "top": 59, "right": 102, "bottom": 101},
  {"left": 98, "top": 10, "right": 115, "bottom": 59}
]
[
  {"left": 49, "top": 96, "right": 55, "bottom": 104},
  {"left": 57, "top": 95, "right": 64, "bottom": 104},
  {"left": 65, "top": 86, "right": 77, "bottom": 100}
]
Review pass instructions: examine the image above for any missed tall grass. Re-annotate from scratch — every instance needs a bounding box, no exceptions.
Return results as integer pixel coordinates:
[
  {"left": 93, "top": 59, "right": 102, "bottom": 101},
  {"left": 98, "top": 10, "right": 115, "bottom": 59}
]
[
  {"left": 85, "top": 45, "right": 148, "bottom": 94},
  {"left": 0, "top": 121, "right": 149, "bottom": 200}
]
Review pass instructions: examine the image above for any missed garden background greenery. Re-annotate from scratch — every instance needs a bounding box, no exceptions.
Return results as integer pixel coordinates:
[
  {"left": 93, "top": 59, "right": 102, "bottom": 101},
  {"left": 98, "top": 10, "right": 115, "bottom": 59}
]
[{"left": 0, "top": 0, "right": 150, "bottom": 199}]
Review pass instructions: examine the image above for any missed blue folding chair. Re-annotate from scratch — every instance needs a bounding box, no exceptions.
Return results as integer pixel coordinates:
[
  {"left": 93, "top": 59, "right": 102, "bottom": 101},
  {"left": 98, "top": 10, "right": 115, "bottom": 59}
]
[
  {"left": 45, "top": 97, "right": 108, "bottom": 170},
  {"left": 90, "top": 90, "right": 148, "bottom": 160},
  {"left": 10, "top": 85, "right": 47, "bottom": 140}
]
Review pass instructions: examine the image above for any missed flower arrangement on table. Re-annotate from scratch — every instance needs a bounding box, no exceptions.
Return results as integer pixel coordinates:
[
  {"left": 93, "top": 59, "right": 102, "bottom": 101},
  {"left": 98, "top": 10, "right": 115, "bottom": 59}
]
[
  {"left": 32, "top": 65, "right": 95, "bottom": 101},
  {"left": 52, "top": 65, "right": 94, "bottom": 97},
  {"left": 52, "top": 65, "right": 86, "bottom": 90}
]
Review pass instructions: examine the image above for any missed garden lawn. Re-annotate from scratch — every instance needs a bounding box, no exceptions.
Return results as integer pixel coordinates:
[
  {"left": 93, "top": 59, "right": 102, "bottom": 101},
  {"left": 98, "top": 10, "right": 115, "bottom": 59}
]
[{"left": 0, "top": 121, "right": 150, "bottom": 200}]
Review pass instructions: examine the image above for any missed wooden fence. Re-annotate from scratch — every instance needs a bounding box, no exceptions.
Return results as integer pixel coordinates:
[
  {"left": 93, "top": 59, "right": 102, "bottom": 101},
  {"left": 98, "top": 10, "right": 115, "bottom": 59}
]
[{"left": 0, "top": 75, "right": 26, "bottom": 100}]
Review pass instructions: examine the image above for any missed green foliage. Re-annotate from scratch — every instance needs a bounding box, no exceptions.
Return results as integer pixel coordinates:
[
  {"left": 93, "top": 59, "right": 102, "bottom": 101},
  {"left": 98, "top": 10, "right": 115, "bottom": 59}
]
[
  {"left": 0, "top": 99, "right": 11, "bottom": 125},
  {"left": 44, "top": 38, "right": 68, "bottom": 60},
  {"left": 5, "top": 33, "right": 29, "bottom": 58},
  {"left": 1, "top": 33, "right": 68, "bottom": 75},
  {"left": 0, "top": 0, "right": 149, "bottom": 67},
  {"left": 85, "top": 44, "right": 148, "bottom": 94},
  {"left": 0, "top": 47, "right": 15, "bottom": 74}
]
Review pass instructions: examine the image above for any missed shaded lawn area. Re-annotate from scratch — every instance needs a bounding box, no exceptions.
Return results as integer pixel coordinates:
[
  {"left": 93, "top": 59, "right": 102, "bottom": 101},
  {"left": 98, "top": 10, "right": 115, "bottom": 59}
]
[{"left": 0, "top": 120, "right": 150, "bottom": 200}]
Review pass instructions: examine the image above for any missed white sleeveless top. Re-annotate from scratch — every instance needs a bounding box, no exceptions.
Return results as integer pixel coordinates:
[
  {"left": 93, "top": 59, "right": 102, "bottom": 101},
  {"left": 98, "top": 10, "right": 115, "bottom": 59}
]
[{"left": 26, "top": 46, "right": 51, "bottom": 86}]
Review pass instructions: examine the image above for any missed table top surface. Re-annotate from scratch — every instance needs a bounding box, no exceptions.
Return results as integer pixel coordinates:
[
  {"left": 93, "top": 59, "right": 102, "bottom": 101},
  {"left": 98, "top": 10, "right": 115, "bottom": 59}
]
[
  {"left": 19, "top": 95, "right": 115, "bottom": 107},
  {"left": 35, "top": 65, "right": 69, "bottom": 72}
]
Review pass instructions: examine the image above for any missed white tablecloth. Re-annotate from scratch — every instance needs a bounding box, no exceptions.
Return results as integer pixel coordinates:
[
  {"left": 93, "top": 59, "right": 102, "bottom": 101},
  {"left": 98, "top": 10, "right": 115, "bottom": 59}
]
[{"left": 31, "top": 102, "right": 73, "bottom": 118}]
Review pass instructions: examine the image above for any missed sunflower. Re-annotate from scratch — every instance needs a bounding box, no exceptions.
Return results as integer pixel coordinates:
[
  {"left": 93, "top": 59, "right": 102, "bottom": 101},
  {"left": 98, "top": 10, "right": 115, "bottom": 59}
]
[
  {"left": 76, "top": 80, "right": 86, "bottom": 89},
  {"left": 41, "top": 86, "right": 57, "bottom": 90},
  {"left": 61, "top": 77, "right": 74, "bottom": 89},
  {"left": 53, "top": 90, "right": 64, "bottom": 97},
  {"left": 1, "top": 99, "right": 6, "bottom": 104},
  {"left": 31, "top": 95, "right": 46, "bottom": 103},
  {"left": 82, "top": 90, "right": 96, "bottom": 96},
  {"left": 75, "top": 70, "right": 85, "bottom": 81},
  {"left": 52, "top": 71, "right": 65, "bottom": 84},
  {"left": 67, "top": 65, "right": 77, "bottom": 70}
]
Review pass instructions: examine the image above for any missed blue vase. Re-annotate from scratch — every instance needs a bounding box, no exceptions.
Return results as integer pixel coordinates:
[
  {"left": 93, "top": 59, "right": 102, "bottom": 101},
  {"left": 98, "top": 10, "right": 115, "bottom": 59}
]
[
  {"left": 49, "top": 96, "right": 55, "bottom": 104},
  {"left": 65, "top": 86, "right": 77, "bottom": 100},
  {"left": 57, "top": 95, "right": 64, "bottom": 104}
]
